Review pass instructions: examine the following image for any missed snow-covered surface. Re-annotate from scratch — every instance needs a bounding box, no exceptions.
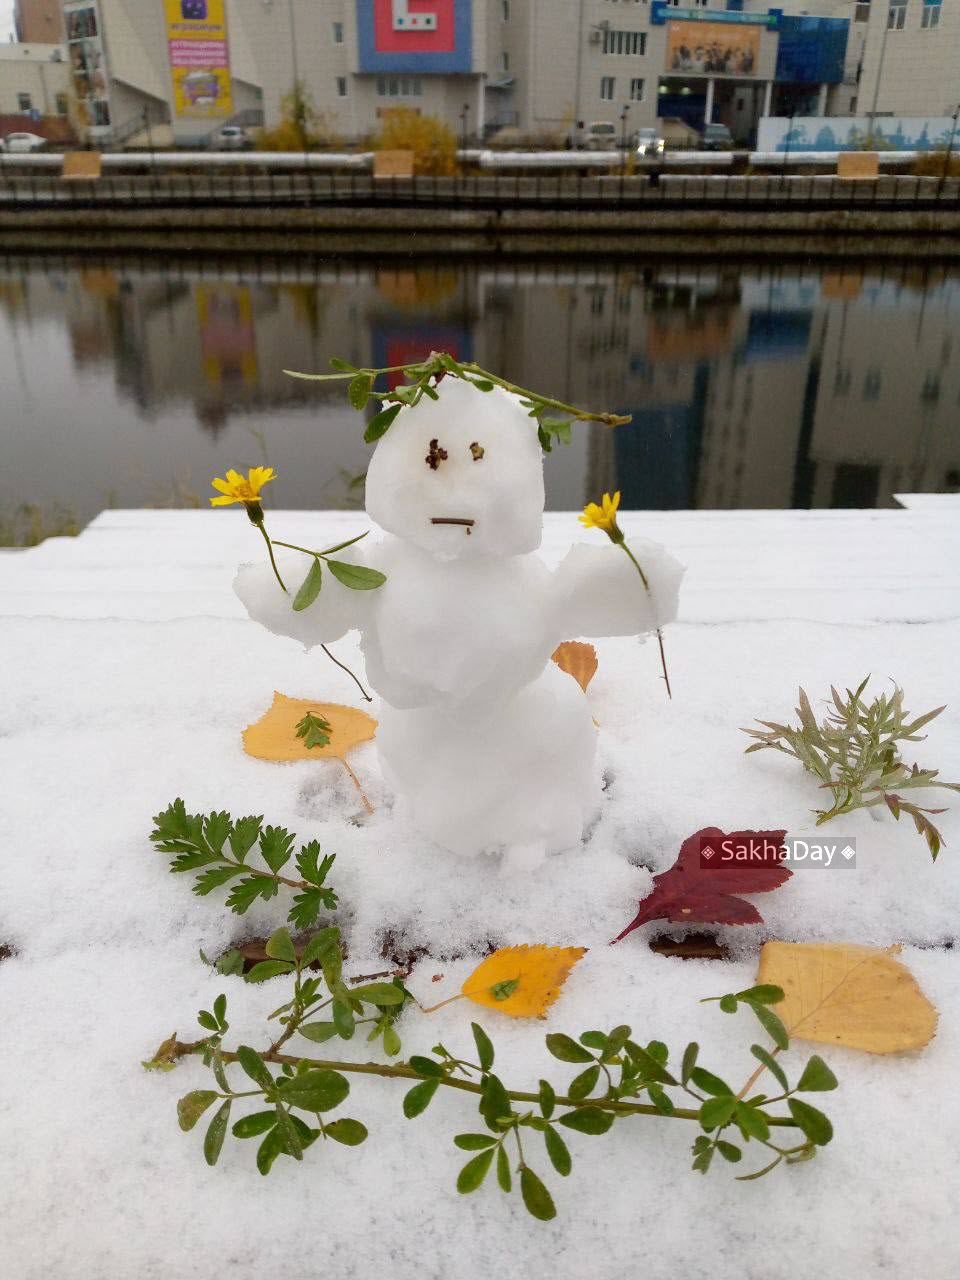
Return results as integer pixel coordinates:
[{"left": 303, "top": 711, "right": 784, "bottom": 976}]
[
  {"left": 1, "top": 508, "right": 959, "bottom": 1279},
  {"left": 895, "top": 491, "right": 960, "bottom": 512}
]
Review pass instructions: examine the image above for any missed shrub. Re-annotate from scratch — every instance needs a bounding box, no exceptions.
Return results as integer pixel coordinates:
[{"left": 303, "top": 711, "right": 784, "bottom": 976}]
[
  {"left": 373, "top": 108, "right": 458, "bottom": 176},
  {"left": 913, "top": 150, "right": 960, "bottom": 178},
  {"left": 257, "top": 81, "right": 327, "bottom": 151}
]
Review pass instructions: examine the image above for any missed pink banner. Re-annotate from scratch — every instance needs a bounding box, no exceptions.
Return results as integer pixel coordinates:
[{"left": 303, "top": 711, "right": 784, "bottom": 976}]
[{"left": 169, "top": 38, "right": 228, "bottom": 67}]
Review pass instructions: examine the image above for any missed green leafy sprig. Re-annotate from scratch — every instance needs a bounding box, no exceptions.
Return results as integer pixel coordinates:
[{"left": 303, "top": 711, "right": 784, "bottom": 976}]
[
  {"left": 150, "top": 800, "right": 339, "bottom": 932},
  {"left": 147, "top": 934, "right": 837, "bottom": 1219},
  {"left": 742, "top": 678, "right": 960, "bottom": 858},
  {"left": 284, "top": 352, "right": 632, "bottom": 450},
  {"left": 295, "top": 712, "right": 332, "bottom": 750}
]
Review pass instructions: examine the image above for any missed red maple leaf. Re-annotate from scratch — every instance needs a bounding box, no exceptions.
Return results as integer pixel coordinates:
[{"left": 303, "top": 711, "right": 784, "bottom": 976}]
[{"left": 611, "top": 828, "right": 791, "bottom": 944}]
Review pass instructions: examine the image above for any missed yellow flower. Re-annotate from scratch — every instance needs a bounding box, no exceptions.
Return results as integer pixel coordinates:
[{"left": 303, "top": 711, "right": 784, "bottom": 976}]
[
  {"left": 210, "top": 466, "right": 277, "bottom": 508},
  {"left": 579, "top": 491, "right": 622, "bottom": 538}
]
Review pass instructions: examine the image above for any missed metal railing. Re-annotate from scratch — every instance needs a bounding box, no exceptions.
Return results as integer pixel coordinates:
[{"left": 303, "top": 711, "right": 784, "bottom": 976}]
[{"left": 0, "top": 170, "right": 957, "bottom": 212}]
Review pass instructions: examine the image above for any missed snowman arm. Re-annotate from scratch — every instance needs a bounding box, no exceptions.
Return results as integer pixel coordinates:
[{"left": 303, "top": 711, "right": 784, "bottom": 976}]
[
  {"left": 234, "top": 546, "right": 375, "bottom": 647},
  {"left": 552, "top": 537, "right": 685, "bottom": 638}
]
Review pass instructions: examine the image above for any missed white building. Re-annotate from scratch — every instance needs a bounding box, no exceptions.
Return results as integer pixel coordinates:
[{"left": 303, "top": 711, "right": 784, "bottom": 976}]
[
  {"left": 858, "top": 0, "right": 960, "bottom": 118},
  {"left": 0, "top": 41, "right": 71, "bottom": 121},
  {"left": 43, "top": 1, "right": 960, "bottom": 147}
]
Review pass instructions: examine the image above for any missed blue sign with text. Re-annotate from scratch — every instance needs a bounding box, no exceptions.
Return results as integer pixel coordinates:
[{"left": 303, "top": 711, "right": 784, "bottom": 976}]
[{"left": 651, "top": 2, "right": 781, "bottom": 27}]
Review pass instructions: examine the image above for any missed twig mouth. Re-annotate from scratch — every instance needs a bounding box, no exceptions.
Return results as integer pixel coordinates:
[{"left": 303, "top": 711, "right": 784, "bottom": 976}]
[{"left": 430, "top": 517, "right": 475, "bottom": 527}]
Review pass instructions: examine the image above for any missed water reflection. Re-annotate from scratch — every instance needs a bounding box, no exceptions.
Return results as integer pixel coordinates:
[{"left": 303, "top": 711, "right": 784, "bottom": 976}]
[{"left": 3, "top": 255, "right": 959, "bottom": 526}]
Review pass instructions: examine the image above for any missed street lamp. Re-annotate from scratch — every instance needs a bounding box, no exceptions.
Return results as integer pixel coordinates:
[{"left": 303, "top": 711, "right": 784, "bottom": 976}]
[
  {"left": 866, "top": 4, "right": 892, "bottom": 147},
  {"left": 619, "top": 103, "right": 631, "bottom": 153},
  {"left": 942, "top": 103, "right": 960, "bottom": 181},
  {"left": 460, "top": 102, "right": 469, "bottom": 150},
  {"left": 942, "top": 103, "right": 957, "bottom": 170},
  {"left": 782, "top": 108, "right": 796, "bottom": 177}
]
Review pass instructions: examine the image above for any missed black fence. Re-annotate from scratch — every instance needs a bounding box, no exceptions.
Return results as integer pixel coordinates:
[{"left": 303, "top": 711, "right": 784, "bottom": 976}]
[{"left": 0, "top": 171, "right": 958, "bottom": 212}]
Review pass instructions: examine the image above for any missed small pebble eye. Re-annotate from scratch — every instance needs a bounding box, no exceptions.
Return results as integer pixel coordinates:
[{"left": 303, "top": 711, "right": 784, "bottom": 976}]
[
  {"left": 425, "top": 438, "right": 448, "bottom": 470},
  {"left": 469, "top": 442, "right": 485, "bottom": 461}
]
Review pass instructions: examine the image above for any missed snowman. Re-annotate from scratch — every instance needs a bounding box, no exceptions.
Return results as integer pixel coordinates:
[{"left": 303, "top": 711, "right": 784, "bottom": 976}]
[{"left": 236, "top": 376, "right": 684, "bottom": 873}]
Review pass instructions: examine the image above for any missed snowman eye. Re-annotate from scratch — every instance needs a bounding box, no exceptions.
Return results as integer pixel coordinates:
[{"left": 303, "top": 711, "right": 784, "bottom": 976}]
[
  {"left": 425, "top": 438, "right": 448, "bottom": 471},
  {"left": 469, "top": 442, "right": 485, "bottom": 461}
]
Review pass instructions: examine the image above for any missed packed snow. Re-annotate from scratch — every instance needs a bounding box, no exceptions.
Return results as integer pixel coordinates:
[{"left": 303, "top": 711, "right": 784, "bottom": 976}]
[{"left": 0, "top": 500, "right": 959, "bottom": 1280}]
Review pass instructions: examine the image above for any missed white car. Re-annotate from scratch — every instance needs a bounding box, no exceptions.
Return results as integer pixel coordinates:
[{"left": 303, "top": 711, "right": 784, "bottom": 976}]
[
  {"left": 583, "top": 121, "right": 618, "bottom": 151},
  {"left": 634, "top": 127, "right": 665, "bottom": 157},
  {"left": 1, "top": 131, "right": 47, "bottom": 153},
  {"left": 210, "top": 125, "right": 251, "bottom": 151}
]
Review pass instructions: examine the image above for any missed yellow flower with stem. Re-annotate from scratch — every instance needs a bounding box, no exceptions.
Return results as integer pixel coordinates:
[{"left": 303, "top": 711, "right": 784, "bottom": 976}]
[
  {"left": 579, "top": 492, "right": 673, "bottom": 699},
  {"left": 579, "top": 490, "right": 623, "bottom": 540},
  {"left": 210, "top": 465, "right": 375, "bottom": 703},
  {"left": 211, "top": 466, "right": 287, "bottom": 593}
]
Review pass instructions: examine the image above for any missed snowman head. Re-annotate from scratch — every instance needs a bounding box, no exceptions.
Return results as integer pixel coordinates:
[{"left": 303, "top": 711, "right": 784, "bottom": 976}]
[{"left": 364, "top": 376, "right": 546, "bottom": 557}]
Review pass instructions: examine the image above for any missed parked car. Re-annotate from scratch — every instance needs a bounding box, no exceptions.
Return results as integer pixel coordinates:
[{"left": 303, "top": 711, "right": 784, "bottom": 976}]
[
  {"left": 209, "top": 125, "right": 251, "bottom": 151},
  {"left": 699, "top": 122, "right": 734, "bottom": 151},
  {"left": 634, "top": 126, "right": 665, "bottom": 157},
  {"left": 1, "top": 131, "right": 47, "bottom": 153},
  {"left": 584, "top": 121, "right": 618, "bottom": 151},
  {"left": 658, "top": 117, "right": 701, "bottom": 150}
]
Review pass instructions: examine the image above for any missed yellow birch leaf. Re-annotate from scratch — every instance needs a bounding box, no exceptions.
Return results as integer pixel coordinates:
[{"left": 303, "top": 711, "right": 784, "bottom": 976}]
[
  {"left": 551, "top": 641, "right": 598, "bottom": 693},
  {"left": 756, "top": 940, "right": 938, "bottom": 1054},
  {"left": 243, "top": 692, "right": 377, "bottom": 762},
  {"left": 460, "top": 944, "right": 587, "bottom": 1019}
]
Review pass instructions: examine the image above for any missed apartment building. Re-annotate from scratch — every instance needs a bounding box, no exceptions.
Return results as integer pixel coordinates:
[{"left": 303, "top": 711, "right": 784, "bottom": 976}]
[
  {"left": 858, "top": 0, "right": 960, "bottom": 118},
  {"left": 39, "top": 1, "right": 958, "bottom": 147}
]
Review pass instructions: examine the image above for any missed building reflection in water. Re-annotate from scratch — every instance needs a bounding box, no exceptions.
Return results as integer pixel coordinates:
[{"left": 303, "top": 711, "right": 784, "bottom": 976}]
[{"left": 2, "top": 256, "right": 959, "bottom": 526}]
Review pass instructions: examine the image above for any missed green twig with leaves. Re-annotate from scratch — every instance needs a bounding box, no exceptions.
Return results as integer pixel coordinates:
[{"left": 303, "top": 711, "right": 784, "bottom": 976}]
[
  {"left": 146, "top": 920, "right": 837, "bottom": 1218},
  {"left": 284, "top": 351, "right": 632, "bottom": 449},
  {"left": 147, "top": 802, "right": 840, "bottom": 1217},
  {"left": 742, "top": 678, "right": 960, "bottom": 858},
  {"left": 150, "top": 800, "right": 340, "bottom": 934}
]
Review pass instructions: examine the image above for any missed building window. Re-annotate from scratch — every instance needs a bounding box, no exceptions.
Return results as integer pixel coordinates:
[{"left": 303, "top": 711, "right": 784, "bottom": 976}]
[
  {"left": 854, "top": 1, "right": 871, "bottom": 18},
  {"left": 629, "top": 77, "right": 644, "bottom": 101},
  {"left": 501, "top": 51, "right": 509, "bottom": 72},
  {"left": 332, "top": 20, "right": 344, "bottom": 43},
  {"left": 17, "top": 92, "right": 31, "bottom": 112},
  {"left": 55, "top": 92, "right": 69, "bottom": 115},
  {"left": 602, "top": 29, "right": 646, "bottom": 55},
  {"left": 887, "top": 1, "right": 907, "bottom": 28},
  {"left": 921, "top": 1, "right": 941, "bottom": 27},
  {"left": 376, "top": 76, "right": 423, "bottom": 97},
  {"left": 336, "top": 76, "right": 348, "bottom": 97},
  {"left": 502, "top": 0, "right": 510, "bottom": 19},
  {"left": 600, "top": 76, "right": 616, "bottom": 101}
]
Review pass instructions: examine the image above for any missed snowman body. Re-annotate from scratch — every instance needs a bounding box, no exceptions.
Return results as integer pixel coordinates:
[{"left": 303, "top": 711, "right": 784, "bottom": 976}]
[{"left": 236, "top": 377, "right": 683, "bottom": 871}]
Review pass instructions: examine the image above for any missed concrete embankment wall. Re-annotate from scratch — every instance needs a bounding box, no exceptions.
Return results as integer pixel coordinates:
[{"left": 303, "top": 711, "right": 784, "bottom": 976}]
[{"left": 1, "top": 174, "right": 958, "bottom": 256}]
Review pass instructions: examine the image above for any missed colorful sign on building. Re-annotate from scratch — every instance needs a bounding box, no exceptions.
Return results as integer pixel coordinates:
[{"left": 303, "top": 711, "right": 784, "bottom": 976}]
[
  {"left": 757, "top": 115, "right": 960, "bottom": 153},
  {"left": 357, "top": 0, "right": 472, "bottom": 74},
  {"left": 165, "top": 0, "right": 232, "bottom": 119},
  {"left": 666, "top": 20, "right": 761, "bottom": 78},
  {"left": 652, "top": 3, "right": 781, "bottom": 27},
  {"left": 64, "top": 0, "right": 111, "bottom": 129}
]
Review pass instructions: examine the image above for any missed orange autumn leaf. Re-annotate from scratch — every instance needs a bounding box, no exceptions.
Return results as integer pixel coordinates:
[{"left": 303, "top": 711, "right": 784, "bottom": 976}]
[
  {"left": 243, "top": 692, "right": 377, "bottom": 761},
  {"left": 460, "top": 945, "right": 587, "bottom": 1019},
  {"left": 551, "top": 641, "right": 598, "bottom": 693},
  {"left": 756, "top": 941, "right": 938, "bottom": 1054}
]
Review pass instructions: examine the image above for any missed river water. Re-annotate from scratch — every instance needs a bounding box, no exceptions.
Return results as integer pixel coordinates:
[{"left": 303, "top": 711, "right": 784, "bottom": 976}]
[{"left": 3, "top": 253, "right": 959, "bottom": 528}]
